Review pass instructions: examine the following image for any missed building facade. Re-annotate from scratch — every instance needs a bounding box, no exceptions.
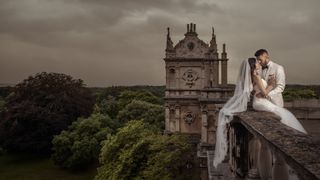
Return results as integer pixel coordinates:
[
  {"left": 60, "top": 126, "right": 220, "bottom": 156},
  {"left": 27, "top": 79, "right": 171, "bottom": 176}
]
[{"left": 163, "top": 23, "right": 234, "bottom": 145}]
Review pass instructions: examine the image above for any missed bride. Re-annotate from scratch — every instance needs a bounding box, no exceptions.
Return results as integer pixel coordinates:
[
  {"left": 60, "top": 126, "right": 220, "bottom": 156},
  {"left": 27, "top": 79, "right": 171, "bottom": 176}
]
[{"left": 212, "top": 57, "right": 307, "bottom": 168}]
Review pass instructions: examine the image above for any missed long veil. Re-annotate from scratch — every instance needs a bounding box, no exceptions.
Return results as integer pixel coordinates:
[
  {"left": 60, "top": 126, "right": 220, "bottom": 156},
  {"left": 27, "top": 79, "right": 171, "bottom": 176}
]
[{"left": 213, "top": 59, "right": 253, "bottom": 168}]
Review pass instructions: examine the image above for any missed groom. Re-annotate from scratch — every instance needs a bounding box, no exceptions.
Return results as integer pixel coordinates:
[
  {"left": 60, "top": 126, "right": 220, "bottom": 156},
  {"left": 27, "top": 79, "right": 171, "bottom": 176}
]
[
  {"left": 255, "top": 49, "right": 286, "bottom": 107},
  {"left": 254, "top": 49, "right": 289, "bottom": 180}
]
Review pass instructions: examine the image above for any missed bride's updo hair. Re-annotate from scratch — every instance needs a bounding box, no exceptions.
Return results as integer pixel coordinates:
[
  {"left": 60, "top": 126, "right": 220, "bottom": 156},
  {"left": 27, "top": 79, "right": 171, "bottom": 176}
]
[{"left": 248, "top": 57, "right": 257, "bottom": 76}]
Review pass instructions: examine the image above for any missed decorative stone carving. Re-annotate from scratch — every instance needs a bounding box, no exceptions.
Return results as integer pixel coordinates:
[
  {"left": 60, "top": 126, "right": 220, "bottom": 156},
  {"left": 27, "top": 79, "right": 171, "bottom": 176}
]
[
  {"left": 200, "top": 104, "right": 208, "bottom": 113},
  {"left": 184, "top": 111, "right": 196, "bottom": 125},
  {"left": 182, "top": 69, "right": 199, "bottom": 88},
  {"left": 175, "top": 38, "right": 209, "bottom": 58},
  {"left": 187, "top": 42, "right": 195, "bottom": 51}
]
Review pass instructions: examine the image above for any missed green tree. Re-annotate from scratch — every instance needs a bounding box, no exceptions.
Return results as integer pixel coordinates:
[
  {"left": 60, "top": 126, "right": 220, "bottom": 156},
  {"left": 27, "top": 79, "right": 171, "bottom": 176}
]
[
  {"left": 117, "top": 100, "right": 165, "bottom": 130},
  {"left": 0, "top": 86, "right": 14, "bottom": 99},
  {"left": 51, "top": 113, "right": 120, "bottom": 169},
  {"left": 0, "top": 72, "right": 95, "bottom": 153},
  {"left": 283, "top": 88, "right": 318, "bottom": 101},
  {"left": 94, "top": 86, "right": 165, "bottom": 105},
  {"left": 95, "top": 120, "right": 194, "bottom": 180},
  {"left": 117, "top": 90, "right": 162, "bottom": 109},
  {"left": 0, "top": 97, "right": 5, "bottom": 114},
  {"left": 94, "top": 90, "right": 163, "bottom": 122},
  {"left": 93, "top": 95, "right": 119, "bottom": 119}
]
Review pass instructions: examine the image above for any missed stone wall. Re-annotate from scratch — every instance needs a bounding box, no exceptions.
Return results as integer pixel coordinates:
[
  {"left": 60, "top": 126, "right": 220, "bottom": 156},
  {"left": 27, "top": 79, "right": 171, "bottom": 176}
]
[{"left": 285, "top": 99, "right": 320, "bottom": 144}]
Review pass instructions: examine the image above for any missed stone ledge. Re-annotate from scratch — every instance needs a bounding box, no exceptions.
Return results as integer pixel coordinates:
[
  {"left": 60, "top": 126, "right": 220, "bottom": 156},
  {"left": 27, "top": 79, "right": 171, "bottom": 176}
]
[{"left": 233, "top": 111, "right": 320, "bottom": 180}]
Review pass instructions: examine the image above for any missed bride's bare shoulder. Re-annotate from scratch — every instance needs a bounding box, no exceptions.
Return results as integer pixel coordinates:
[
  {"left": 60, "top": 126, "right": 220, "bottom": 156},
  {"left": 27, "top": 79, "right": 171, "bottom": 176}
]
[{"left": 252, "top": 73, "right": 260, "bottom": 81}]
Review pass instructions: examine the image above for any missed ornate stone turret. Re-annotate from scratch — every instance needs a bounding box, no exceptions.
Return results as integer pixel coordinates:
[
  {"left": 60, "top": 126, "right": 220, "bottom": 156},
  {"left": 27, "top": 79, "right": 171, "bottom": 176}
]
[{"left": 209, "top": 27, "right": 219, "bottom": 86}]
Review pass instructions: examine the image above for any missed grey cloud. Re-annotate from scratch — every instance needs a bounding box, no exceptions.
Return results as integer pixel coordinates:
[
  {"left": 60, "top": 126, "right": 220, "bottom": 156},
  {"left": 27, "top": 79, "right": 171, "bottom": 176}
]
[{"left": 0, "top": 0, "right": 319, "bottom": 86}]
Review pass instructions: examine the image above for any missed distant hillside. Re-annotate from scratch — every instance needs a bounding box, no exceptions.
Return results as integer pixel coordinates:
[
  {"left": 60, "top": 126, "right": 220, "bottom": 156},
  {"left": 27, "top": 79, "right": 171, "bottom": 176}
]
[
  {"left": 0, "top": 83, "right": 15, "bottom": 87},
  {"left": 0, "top": 84, "right": 319, "bottom": 100},
  {"left": 89, "top": 85, "right": 165, "bottom": 99}
]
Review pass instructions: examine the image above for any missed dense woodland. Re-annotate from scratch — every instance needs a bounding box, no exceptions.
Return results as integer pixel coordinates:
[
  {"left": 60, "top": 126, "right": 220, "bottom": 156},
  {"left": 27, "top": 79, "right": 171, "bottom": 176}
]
[
  {"left": 0, "top": 72, "right": 318, "bottom": 179},
  {"left": 0, "top": 73, "right": 197, "bottom": 179}
]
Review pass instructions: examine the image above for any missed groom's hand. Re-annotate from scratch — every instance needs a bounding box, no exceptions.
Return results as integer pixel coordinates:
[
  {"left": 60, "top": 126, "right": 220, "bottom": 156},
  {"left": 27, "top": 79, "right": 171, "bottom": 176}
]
[{"left": 268, "top": 75, "right": 276, "bottom": 87}]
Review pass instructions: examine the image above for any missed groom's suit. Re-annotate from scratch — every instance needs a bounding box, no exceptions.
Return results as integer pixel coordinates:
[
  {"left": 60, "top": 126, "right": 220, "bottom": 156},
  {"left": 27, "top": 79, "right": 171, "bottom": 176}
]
[
  {"left": 259, "top": 60, "right": 286, "bottom": 107},
  {"left": 258, "top": 60, "right": 289, "bottom": 180}
]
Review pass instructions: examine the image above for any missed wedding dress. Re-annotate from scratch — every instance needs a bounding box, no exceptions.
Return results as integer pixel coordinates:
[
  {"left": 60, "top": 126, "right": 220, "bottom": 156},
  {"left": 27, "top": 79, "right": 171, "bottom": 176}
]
[
  {"left": 252, "top": 78, "right": 307, "bottom": 134},
  {"left": 213, "top": 59, "right": 307, "bottom": 168}
]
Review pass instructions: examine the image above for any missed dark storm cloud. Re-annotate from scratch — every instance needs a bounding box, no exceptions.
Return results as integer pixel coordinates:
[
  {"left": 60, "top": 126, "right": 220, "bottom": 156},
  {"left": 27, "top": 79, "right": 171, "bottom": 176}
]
[{"left": 0, "top": 0, "right": 319, "bottom": 86}]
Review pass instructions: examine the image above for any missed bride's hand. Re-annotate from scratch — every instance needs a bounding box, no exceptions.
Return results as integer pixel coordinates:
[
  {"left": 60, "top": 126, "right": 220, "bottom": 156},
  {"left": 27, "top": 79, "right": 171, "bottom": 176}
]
[
  {"left": 256, "top": 93, "right": 265, "bottom": 98},
  {"left": 267, "top": 75, "right": 276, "bottom": 87}
]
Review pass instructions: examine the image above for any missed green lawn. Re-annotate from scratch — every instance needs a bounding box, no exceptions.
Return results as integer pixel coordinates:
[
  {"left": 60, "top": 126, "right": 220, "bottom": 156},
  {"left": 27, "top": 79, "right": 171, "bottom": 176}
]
[{"left": 0, "top": 153, "right": 97, "bottom": 180}]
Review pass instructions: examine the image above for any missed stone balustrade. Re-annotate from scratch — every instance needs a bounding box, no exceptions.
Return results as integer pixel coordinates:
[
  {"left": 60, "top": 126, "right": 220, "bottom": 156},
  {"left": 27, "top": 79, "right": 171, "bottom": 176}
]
[{"left": 226, "top": 111, "right": 320, "bottom": 180}]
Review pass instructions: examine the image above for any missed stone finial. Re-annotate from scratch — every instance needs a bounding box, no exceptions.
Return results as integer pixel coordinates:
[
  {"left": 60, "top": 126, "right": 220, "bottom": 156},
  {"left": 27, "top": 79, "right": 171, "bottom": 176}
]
[
  {"left": 166, "top": 27, "right": 174, "bottom": 51},
  {"left": 210, "top": 26, "right": 217, "bottom": 49},
  {"left": 221, "top": 43, "right": 228, "bottom": 59}
]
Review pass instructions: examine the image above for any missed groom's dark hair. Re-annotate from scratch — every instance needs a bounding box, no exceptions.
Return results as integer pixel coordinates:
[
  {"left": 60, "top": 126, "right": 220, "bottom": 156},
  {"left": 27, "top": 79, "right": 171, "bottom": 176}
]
[{"left": 254, "top": 49, "right": 268, "bottom": 57}]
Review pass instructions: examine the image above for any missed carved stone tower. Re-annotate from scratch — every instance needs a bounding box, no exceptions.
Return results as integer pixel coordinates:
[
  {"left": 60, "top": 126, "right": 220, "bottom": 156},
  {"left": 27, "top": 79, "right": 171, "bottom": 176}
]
[{"left": 163, "top": 23, "right": 234, "bottom": 145}]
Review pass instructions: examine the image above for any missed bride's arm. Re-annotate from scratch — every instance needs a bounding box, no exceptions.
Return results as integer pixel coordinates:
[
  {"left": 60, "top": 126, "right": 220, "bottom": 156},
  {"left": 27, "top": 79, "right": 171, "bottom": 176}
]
[{"left": 252, "top": 75, "right": 274, "bottom": 97}]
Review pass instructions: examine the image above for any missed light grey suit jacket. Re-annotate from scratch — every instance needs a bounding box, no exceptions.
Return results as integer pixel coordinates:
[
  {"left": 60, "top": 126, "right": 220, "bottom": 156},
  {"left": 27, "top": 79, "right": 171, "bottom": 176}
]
[{"left": 259, "top": 60, "right": 286, "bottom": 107}]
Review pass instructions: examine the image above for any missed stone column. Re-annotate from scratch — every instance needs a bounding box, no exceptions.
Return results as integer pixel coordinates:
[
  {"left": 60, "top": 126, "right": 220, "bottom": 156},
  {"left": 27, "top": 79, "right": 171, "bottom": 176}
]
[
  {"left": 175, "top": 105, "right": 180, "bottom": 132},
  {"left": 169, "top": 106, "right": 176, "bottom": 132},
  {"left": 258, "top": 141, "right": 272, "bottom": 180},
  {"left": 201, "top": 64, "right": 205, "bottom": 88},
  {"left": 176, "top": 65, "right": 180, "bottom": 92},
  {"left": 247, "top": 136, "right": 261, "bottom": 180},
  {"left": 272, "top": 154, "right": 289, "bottom": 180},
  {"left": 213, "top": 60, "right": 219, "bottom": 85},
  {"left": 165, "top": 104, "right": 170, "bottom": 131},
  {"left": 221, "top": 60, "right": 227, "bottom": 85},
  {"left": 229, "top": 123, "right": 235, "bottom": 171},
  {"left": 201, "top": 108, "right": 208, "bottom": 143},
  {"left": 221, "top": 44, "right": 228, "bottom": 85}
]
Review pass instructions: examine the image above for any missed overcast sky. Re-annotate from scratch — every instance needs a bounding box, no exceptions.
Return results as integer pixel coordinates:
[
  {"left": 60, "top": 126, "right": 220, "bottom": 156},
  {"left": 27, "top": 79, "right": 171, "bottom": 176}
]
[{"left": 1, "top": 0, "right": 319, "bottom": 87}]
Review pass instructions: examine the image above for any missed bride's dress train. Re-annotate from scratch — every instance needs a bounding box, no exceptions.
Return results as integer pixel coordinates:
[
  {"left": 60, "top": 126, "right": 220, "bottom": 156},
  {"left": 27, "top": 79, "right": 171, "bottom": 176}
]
[
  {"left": 252, "top": 79, "right": 307, "bottom": 180},
  {"left": 252, "top": 79, "right": 307, "bottom": 134}
]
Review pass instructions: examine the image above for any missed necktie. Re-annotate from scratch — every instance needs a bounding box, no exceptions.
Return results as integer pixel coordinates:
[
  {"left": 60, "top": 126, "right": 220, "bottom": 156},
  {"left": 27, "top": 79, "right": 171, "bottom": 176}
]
[{"left": 262, "top": 65, "right": 269, "bottom": 70}]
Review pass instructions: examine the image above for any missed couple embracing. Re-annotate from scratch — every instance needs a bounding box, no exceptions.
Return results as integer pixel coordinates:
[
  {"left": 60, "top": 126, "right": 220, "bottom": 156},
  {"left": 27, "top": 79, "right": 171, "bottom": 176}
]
[{"left": 213, "top": 49, "right": 307, "bottom": 179}]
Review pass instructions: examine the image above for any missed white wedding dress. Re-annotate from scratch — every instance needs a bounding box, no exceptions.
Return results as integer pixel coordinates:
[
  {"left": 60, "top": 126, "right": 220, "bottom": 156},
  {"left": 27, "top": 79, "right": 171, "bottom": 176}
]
[
  {"left": 213, "top": 59, "right": 307, "bottom": 169},
  {"left": 252, "top": 79, "right": 307, "bottom": 134}
]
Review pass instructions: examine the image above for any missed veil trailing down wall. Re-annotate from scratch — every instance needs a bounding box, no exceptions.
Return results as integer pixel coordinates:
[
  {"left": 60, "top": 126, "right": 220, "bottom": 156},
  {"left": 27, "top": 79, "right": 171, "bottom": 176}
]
[{"left": 213, "top": 59, "right": 253, "bottom": 168}]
